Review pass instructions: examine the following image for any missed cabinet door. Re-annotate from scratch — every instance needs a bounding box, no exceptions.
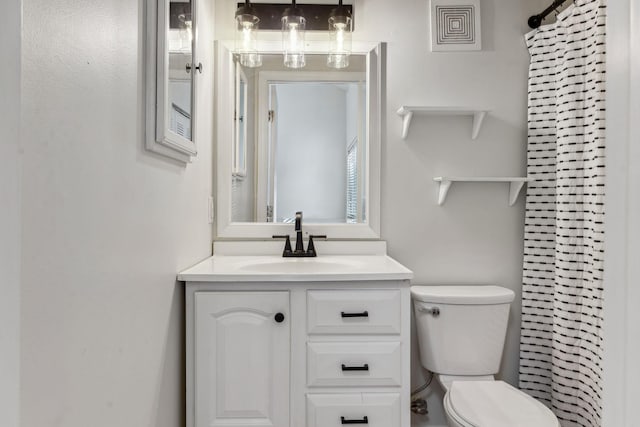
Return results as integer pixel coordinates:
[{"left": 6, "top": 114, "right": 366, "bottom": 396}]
[{"left": 195, "top": 292, "right": 290, "bottom": 427}]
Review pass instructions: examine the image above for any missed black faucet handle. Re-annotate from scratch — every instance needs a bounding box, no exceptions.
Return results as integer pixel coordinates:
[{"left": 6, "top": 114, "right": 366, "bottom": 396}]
[
  {"left": 309, "top": 234, "right": 327, "bottom": 239},
  {"left": 306, "top": 235, "right": 327, "bottom": 257},
  {"left": 272, "top": 235, "right": 293, "bottom": 256}
]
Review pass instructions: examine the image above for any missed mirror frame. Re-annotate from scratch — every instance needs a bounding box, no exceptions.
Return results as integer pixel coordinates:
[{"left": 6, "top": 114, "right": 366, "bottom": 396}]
[
  {"left": 145, "top": 0, "right": 198, "bottom": 163},
  {"left": 215, "top": 40, "right": 384, "bottom": 239}
]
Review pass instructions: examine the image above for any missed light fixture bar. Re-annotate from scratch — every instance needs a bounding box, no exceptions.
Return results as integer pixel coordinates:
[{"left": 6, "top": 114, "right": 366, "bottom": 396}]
[{"left": 235, "top": 2, "right": 354, "bottom": 30}]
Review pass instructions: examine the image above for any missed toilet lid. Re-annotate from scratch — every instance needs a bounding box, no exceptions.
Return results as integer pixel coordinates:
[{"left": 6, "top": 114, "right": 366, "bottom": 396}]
[{"left": 449, "top": 381, "right": 558, "bottom": 427}]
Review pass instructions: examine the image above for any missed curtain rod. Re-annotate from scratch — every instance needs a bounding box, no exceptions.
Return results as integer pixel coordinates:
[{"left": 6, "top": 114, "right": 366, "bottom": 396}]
[{"left": 528, "top": 0, "right": 570, "bottom": 29}]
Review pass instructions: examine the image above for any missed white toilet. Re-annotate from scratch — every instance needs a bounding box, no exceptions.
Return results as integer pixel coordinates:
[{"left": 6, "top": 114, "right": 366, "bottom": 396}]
[{"left": 411, "top": 285, "right": 560, "bottom": 427}]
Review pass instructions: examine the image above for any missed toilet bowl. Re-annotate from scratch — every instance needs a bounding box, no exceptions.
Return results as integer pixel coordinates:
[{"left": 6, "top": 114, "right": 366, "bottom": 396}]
[{"left": 411, "top": 285, "right": 560, "bottom": 427}]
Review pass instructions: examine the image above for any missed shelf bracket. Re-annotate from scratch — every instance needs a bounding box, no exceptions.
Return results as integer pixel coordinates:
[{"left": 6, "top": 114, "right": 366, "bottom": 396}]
[
  {"left": 508, "top": 181, "right": 526, "bottom": 206},
  {"left": 436, "top": 179, "right": 452, "bottom": 206},
  {"left": 472, "top": 111, "right": 487, "bottom": 140},
  {"left": 400, "top": 110, "right": 413, "bottom": 139}
]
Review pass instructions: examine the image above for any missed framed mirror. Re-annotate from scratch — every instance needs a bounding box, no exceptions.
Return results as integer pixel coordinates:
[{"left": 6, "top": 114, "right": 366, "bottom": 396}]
[
  {"left": 146, "top": 0, "right": 199, "bottom": 162},
  {"left": 215, "top": 41, "right": 384, "bottom": 239}
]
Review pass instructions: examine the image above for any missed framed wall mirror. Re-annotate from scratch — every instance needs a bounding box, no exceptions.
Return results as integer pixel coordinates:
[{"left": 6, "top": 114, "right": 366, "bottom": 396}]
[
  {"left": 216, "top": 41, "right": 384, "bottom": 239},
  {"left": 146, "top": 0, "right": 199, "bottom": 162}
]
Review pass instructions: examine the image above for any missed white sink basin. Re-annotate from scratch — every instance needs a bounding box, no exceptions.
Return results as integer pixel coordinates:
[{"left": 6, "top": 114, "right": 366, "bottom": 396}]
[
  {"left": 178, "top": 255, "right": 413, "bottom": 282},
  {"left": 235, "top": 257, "right": 367, "bottom": 273}
]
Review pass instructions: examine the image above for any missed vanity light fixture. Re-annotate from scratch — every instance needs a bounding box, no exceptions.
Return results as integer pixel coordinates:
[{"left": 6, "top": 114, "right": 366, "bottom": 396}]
[
  {"left": 281, "top": 0, "right": 306, "bottom": 68},
  {"left": 327, "top": 0, "right": 352, "bottom": 69},
  {"left": 232, "top": 2, "right": 354, "bottom": 69},
  {"left": 235, "top": 0, "right": 262, "bottom": 68},
  {"left": 177, "top": 13, "right": 193, "bottom": 49}
]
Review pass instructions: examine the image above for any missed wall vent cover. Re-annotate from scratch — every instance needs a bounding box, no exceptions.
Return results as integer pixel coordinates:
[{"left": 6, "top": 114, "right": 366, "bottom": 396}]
[{"left": 430, "top": 0, "right": 482, "bottom": 51}]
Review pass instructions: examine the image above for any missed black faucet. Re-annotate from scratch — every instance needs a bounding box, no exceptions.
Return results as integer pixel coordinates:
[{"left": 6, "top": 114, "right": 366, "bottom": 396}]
[
  {"left": 294, "top": 211, "right": 304, "bottom": 254},
  {"left": 273, "top": 211, "right": 326, "bottom": 257}
]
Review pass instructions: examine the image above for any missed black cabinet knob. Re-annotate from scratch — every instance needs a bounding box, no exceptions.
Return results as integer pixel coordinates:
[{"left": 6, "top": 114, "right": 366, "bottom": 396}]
[{"left": 274, "top": 312, "right": 285, "bottom": 323}]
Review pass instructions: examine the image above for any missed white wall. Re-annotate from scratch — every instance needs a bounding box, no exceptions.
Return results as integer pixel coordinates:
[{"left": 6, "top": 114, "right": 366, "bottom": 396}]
[
  {"left": 603, "top": 0, "right": 640, "bottom": 425},
  {"left": 0, "top": 1, "right": 22, "bottom": 426},
  {"left": 19, "top": 0, "right": 214, "bottom": 426}
]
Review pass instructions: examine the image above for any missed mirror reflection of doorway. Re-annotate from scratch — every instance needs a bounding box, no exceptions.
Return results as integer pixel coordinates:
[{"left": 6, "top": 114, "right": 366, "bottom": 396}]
[
  {"left": 263, "top": 82, "right": 364, "bottom": 224},
  {"left": 229, "top": 53, "right": 369, "bottom": 225},
  {"left": 167, "top": 0, "right": 193, "bottom": 141}
]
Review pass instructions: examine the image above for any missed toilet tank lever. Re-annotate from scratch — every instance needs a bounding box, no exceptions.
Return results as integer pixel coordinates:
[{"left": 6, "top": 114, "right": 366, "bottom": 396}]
[{"left": 417, "top": 305, "right": 440, "bottom": 316}]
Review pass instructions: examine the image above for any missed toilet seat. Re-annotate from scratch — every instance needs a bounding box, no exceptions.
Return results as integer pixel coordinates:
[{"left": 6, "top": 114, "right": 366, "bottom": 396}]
[{"left": 445, "top": 381, "right": 559, "bottom": 427}]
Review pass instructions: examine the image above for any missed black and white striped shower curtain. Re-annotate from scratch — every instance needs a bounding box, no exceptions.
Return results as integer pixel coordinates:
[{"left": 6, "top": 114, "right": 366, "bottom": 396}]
[{"left": 519, "top": 1, "right": 606, "bottom": 426}]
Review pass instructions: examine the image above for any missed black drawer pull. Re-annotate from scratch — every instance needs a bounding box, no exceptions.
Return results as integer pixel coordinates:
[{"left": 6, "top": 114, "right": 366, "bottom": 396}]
[
  {"left": 341, "top": 363, "right": 369, "bottom": 371},
  {"left": 341, "top": 311, "right": 369, "bottom": 318},
  {"left": 341, "top": 416, "right": 368, "bottom": 424}
]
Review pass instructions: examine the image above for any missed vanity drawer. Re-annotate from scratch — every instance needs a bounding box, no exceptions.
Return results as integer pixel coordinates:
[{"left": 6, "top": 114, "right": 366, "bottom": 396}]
[
  {"left": 307, "top": 342, "right": 402, "bottom": 387},
  {"left": 307, "top": 393, "right": 400, "bottom": 427},
  {"left": 307, "top": 290, "right": 401, "bottom": 335}
]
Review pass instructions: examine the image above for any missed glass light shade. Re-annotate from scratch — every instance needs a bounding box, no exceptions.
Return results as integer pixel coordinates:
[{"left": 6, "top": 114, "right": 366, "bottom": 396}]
[
  {"left": 282, "top": 15, "right": 306, "bottom": 69},
  {"left": 235, "top": 14, "right": 262, "bottom": 68},
  {"left": 178, "top": 14, "right": 193, "bottom": 50},
  {"left": 327, "top": 15, "right": 352, "bottom": 69}
]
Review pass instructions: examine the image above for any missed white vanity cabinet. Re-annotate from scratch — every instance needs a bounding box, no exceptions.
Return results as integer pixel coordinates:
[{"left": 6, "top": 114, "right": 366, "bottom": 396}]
[{"left": 180, "top": 255, "right": 413, "bottom": 427}]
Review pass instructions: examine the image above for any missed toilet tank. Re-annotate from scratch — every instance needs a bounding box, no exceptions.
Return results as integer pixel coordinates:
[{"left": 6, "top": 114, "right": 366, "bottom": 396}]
[{"left": 411, "top": 286, "right": 515, "bottom": 376}]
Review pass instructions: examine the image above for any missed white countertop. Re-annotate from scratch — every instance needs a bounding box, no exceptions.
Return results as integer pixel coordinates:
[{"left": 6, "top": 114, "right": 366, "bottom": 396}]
[{"left": 178, "top": 255, "right": 413, "bottom": 282}]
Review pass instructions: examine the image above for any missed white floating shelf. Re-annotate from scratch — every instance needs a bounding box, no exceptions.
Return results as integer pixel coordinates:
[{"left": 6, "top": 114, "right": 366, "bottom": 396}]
[
  {"left": 433, "top": 177, "right": 530, "bottom": 206},
  {"left": 397, "top": 106, "right": 490, "bottom": 140}
]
